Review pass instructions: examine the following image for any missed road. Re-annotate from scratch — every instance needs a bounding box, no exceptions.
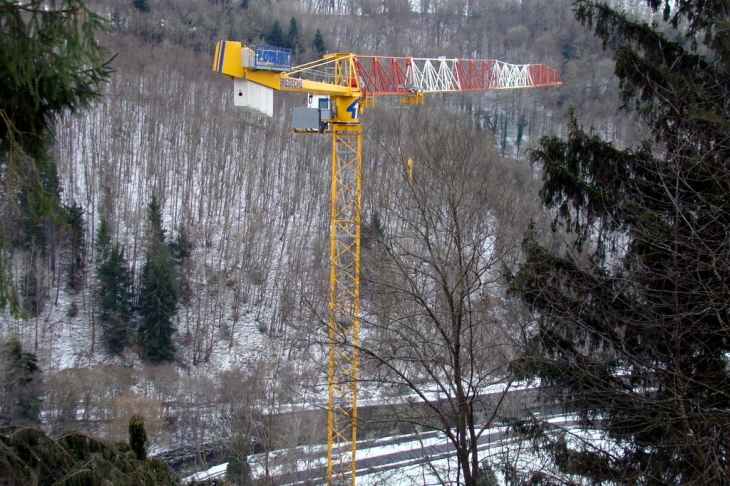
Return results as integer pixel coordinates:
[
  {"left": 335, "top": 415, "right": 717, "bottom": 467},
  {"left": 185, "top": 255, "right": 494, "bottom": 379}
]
[
  {"left": 186, "top": 414, "right": 578, "bottom": 485},
  {"left": 264, "top": 426, "right": 514, "bottom": 485}
]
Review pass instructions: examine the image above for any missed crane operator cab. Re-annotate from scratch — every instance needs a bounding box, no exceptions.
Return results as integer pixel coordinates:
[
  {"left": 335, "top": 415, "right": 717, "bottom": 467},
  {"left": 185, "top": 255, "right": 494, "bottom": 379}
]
[{"left": 293, "top": 94, "right": 332, "bottom": 132}]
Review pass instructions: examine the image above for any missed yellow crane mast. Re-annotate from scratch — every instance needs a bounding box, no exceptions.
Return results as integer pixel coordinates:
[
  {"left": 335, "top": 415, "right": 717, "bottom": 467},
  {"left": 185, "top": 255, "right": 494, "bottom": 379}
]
[{"left": 212, "top": 42, "right": 562, "bottom": 486}]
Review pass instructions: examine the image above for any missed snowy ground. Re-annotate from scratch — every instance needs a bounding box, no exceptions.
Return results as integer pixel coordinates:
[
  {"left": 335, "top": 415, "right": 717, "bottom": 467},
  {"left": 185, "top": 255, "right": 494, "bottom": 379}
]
[
  {"left": 183, "top": 415, "right": 582, "bottom": 485},
  {"left": 183, "top": 430, "right": 488, "bottom": 485}
]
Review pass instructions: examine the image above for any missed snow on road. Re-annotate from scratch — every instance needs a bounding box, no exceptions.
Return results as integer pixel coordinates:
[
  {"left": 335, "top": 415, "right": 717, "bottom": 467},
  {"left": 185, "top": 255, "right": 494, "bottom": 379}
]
[{"left": 183, "top": 414, "right": 589, "bottom": 485}]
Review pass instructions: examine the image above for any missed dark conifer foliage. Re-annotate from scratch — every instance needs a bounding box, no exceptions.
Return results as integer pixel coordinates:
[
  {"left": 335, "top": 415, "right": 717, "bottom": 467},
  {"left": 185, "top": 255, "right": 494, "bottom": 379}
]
[
  {"left": 0, "top": 338, "right": 40, "bottom": 425},
  {"left": 95, "top": 218, "right": 134, "bottom": 355},
  {"left": 169, "top": 224, "right": 193, "bottom": 305},
  {"left": 226, "top": 433, "right": 252, "bottom": 485},
  {"left": 265, "top": 20, "right": 286, "bottom": 47},
  {"left": 63, "top": 201, "right": 86, "bottom": 293},
  {"left": 511, "top": 0, "right": 730, "bottom": 483},
  {"left": 0, "top": 0, "right": 112, "bottom": 313},
  {"left": 312, "top": 28, "right": 327, "bottom": 55},
  {"left": 0, "top": 0, "right": 112, "bottom": 161},
  {"left": 287, "top": 17, "right": 300, "bottom": 52},
  {"left": 133, "top": 0, "right": 150, "bottom": 13},
  {"left": 128, "top": 414, "right": 147, "bottom": 461},
  {"left": 19, "top": 263, "right": 44, "bottom": 318},
  {"left": 361, "top": 211, "right": 385, "bottom": 249},
  {"left": 16, "top": 157, "right": 61, "bottom": 255},
  {"left": 138, "top": 195, "right": 178, "bottom": 363},
  {"left": 168, "top": 224, "right": 193, "bottom": 264},
  {"left": 0, "top": 426, "right": 179, "bottom": 485},
  {"left": 17, "top": 159, "right": 63, "bottom": 317}
]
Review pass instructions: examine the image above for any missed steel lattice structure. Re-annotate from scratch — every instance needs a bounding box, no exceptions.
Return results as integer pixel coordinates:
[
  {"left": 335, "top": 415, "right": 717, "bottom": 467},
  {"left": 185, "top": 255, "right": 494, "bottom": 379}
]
[
  {"left": 327, "top": 124, "right": 362, "bottom": 485},
  {"left": 354, "top": 55, "right": 563, "bottom": 96},
  {"left": 213, "top": 41, "right": 561, "bottom": 486}
]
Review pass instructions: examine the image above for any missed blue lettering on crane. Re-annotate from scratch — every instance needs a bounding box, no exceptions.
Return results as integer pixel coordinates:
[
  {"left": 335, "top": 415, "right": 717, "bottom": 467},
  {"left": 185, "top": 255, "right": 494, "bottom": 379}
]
[
  {"left": 347, "top": 99, "right": 359, "bottom": 119},
  {"left": 253, "top": 45, "right": 293, "bottom": 71}
]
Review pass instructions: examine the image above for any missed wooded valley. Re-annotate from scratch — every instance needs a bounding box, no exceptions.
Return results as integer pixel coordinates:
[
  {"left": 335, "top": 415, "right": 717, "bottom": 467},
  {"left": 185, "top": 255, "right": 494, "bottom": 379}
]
[{"left": 5, "top": 0, "right": 722, "bottom": 484}]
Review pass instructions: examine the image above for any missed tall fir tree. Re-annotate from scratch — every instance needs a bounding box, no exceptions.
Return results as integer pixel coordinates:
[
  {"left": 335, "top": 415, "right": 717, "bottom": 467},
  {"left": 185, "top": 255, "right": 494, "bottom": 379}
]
[
  {"left": 95, "top": 218, "right": 133, "bottom": 355},
  {"left": 225, "top": 433, "right": 252, "bottom": 485},
  {"left": 312, "top": 29, "right": 326, "bottom": 55},
  {"left": 0, "top": 338, "right": 41, "bottom": 425},
  {"left": 18, "top": 158, "right": 62, "bottom": 317},
  {"left": 168, "top": 224, "right": 193, "bottom": 305},
  {"left": 168, "top": 224, "right": 192, "bottom": 264},
  {"left": 286, "top": 17, "right": 299, "bottom": 52},
  {"left": 0, "top": 1, "right": 112, "bottom": 313},
  {"left": 128, "top": 414, "right": 147, "bottom": 461},
  {"left": 510, "top": 0, "right": 730, "bottom": 483},
  {"left": 63, "top": 201, "right": 85, "bottom": 293},
  {"left": 138, "top": 195, "right": 178, "bottom": 363},
  {"left": 265, "top": 20, "right": 285, "bottom": 47}
]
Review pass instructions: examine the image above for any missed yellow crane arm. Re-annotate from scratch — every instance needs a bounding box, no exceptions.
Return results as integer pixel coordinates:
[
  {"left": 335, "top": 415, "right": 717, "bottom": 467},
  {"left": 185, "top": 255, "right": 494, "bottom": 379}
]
[{"left": 214, "top": 41, "right": 361, "bottom": 122}]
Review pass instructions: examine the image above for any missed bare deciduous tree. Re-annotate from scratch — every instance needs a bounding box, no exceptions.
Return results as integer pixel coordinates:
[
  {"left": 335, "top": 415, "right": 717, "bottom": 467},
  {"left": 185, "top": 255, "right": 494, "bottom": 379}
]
[{"left": 358, "top": 108, "right": 538, "bottom": 485}]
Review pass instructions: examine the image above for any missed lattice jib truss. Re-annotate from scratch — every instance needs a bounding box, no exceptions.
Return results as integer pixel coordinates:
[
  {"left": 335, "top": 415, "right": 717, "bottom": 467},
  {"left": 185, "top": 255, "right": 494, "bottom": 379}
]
[
  {"left": 352, "top": 56, "right": 561, "bottom": 96},
  {"left": 327, "top": 124, "right": 362, "bottom": 486},
  {"left": 283, "top": 53, "right": 562, "bottom": 96}
]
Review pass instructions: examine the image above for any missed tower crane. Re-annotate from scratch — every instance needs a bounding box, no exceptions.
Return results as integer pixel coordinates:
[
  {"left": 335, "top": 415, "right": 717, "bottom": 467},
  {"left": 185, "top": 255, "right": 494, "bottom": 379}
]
[{"left": 212, "top": 42, "right": 562, "bottom": 486}]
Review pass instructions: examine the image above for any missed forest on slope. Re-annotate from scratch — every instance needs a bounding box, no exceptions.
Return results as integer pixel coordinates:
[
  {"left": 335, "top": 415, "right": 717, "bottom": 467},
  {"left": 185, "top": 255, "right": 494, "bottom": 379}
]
[{"left": 0, "top": 0, "right": 651, "bottom": 477}]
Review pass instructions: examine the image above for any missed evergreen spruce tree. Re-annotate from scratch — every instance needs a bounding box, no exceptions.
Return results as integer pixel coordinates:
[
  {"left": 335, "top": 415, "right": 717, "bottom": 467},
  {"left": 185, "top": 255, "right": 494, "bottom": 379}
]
[
  {"left": 169, "top": 224, "right": 193, "bottom": 305},
  {"left": 128, "top": 414, "right": 147, "bottom": 461},
  {"left": 95, "top": 218, "right": 133, "bottom": 355},
  {"left": 19, "top": 263, "right": 44, "bottom": 318},
  {"left": 63, "top": 201, "right": 85, "bottom": 292},
  {"left": 287, "top": 17, "right": 300, "bottom": 52},
  {"left": 265, "top": 20, "right": 285, "bottom": 47},
  {"left": 132, "top": 0, "right": 150, "bottom": 13},
  {"left": 0, "top": 338, "right": 40, "bottom": 425},
  {"left": 510, "top": 1, "right": 730, "bottom": 483},
  {"left": 0, "top": 426, "right": 179, "bottom": 485},
  {"left": 226, "top": 433, "right": 252, "bottom": 485},
  {"left": 138, "top": 195, "right": 178, "bottom": 363},
  {"left": 0, "top": 1, "right": 112, "bottom": 313},
  {"left": 312, "top": 29, "right": 326, "bottom": 55},
  {"left": 361, "top": 211, "right": 385, "bottom": 249},
  {"left": 17, "top": 157, "right": 60, "bottom": 255},
  {"left": 168, "top": 224, "right": 193, "bottom": 264},
  {"left": 475, "top": 462, "right": 499, "bottom": 486},
  {"left": 18, "top": 158, "right": 61, "bottom": 317},
  {"left": 95, "top": 217, "right": 112, "bottom": 268}
]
